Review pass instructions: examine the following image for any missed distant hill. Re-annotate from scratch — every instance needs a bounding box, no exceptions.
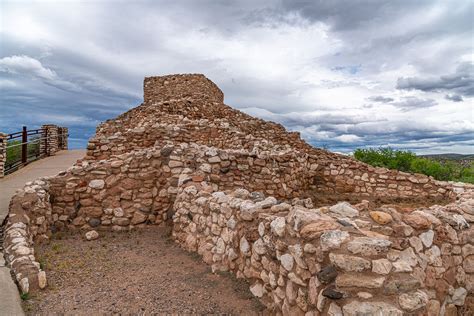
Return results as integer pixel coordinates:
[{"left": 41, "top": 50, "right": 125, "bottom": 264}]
[{"left": 419, "top": 153, "right": 474, "bottom": 161}]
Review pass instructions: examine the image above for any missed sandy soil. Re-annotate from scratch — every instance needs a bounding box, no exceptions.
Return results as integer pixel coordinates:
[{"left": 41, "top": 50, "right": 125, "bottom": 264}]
[{"left": 23, "top": 226, "right": 265, "bottom": 315}]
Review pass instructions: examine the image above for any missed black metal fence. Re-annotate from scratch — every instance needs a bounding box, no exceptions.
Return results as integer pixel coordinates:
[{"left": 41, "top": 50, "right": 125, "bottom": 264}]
[{"left": 1, "top": 126, "right": 67, "bottom": 175}]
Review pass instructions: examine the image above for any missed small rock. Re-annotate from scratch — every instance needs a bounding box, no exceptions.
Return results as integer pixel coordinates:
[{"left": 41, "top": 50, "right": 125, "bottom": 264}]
[
  {"left": 370, "top": 211, "right": 393, "bottom": 225},
  {"left": 250, "top": 282, "right": 264, "bottom": 297},
  {"left": 320, "top": 230, "right": 350, "bottom": 251},
  {"left": 19, "top": 278, "right": 29, "bottom": 294},
  {"left": 329, "top": 202, "right": 359, "bottom": 218},
  {"left": 38, "top": 271, "right": 47, "bottom": 289},
  {"left": 384, "top": 275, "right": 421, "bottom": 294},
  {"left": 336, "top": 274, "right": 385, "bottom": 288},
  {"left": 329, "top": 253, "right": 371, "bottom": 272},
  {"left": 270, "top": 217, "right": 286, "bottom": 237},
  {"left": 240, "top": 236, "right": 250, "bottom": 254},
  {"left": 451, "top": 287, "right": 467, "bottom": 306},
  {"left": 372, "top": 258, "right": 392, "bottom": 274},
  {"left": 88, "top": 218, "right": 101, "bottom": 227},
  {"left": 85, "top": 230, "right": 99, "bottom": 241},
  {"left": 317, "top": 265, "right": 338, "bottom": 284},
  {"left": 426, "top": 300, "right": 440, "bottom": 316},
  {"left": 253, "top": 239, "right": 266, "bottom": 255},
  {"left": 342, "top": 301, "right": 402, "bottom": 316},
  {"left": 131, "top": 211, "right": 147, "bottom": 225},
  {"left": 322, "top": 285, "right": 344, "bottom": 299},
  {"left": 409, "top": 236, "right": 423, "bottom": 252},
  {"left": 327, "top": 302, "right": 343, "bottom": 316},
  {"left": 280, "top": 253, "right": 294, "bottom": 271},
  {"left": 300, "top": 220, "right": 340, "bottom": 239},
  {"left": 88, "top": 179, "right": 105, "bottom": 189},
  {"left": 347, "top": 237, "right": 392, "bottom": 256},
  {"left": 357, "top": 292, "right": 373, "bottom": 299},
  {"left": 403, "top": 213, "right": 431, "bottom": 230},
  {"left": 419, "top": 230, "right": 434, "bottom": 248},
  {"left": 398, "top": 290, "right": 428, "bottom": 311}
]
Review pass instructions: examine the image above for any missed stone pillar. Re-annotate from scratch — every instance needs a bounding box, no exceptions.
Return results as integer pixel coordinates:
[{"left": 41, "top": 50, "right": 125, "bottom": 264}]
[
  {"left": 58, "top": 127, "right": 68, "bottom": 150},
  {"left": 0, "top": 133, "right": 6, "bottom": 178},
  {"left": 40, "top": 125, "right": 59, "bottom": 156}
]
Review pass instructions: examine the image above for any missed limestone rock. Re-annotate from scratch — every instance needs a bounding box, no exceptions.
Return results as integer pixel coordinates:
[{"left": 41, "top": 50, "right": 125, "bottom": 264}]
[
  {"left": 451, "top": 287, "right": 467, "bottom": 306},
  {"left": 342, "top": 301, "right": 402, "bottom": 316},
  {"left": 300, "top": 220, "right": 340, "bottom": 239},
  {"left": 38, "top": 271, "right": 47, "bottom": 289},
  {"left": 372, "top": 258, "right": 392, "bottom": 274},
  {"left": 329, "top": 202, "right": 359, "bottom": 218},
  {"left": 398, "top": 290, "right": 428, "bottom": 311},
  {"left": 419, "top": 230, "right": 434, "bottom": 248},
  {"left": 131, "top": 211, "right": 147, "bottom": 225},
  {"left": 270, "top": 217, "right": 286, "bottom": 237},
  {"left": 85, "top": 230, "right": 99, "bottom": 241},
  {"left": 88, "top": 179, "right": 105, "bottom": 189},
  {"left": 280, "top": 253, "right": 294, "bottom": 271},
  {"left": 347, "top": 237, "right": 392, "bottom": 256},
  {"left": 320, "top": 230, "right": 349, "bottom": 251},
  {"left": 336, "top": 274, "right": 385, "bottom": 288},
  {"left": 329, "top": 253, "right": 371, "bottom": 272},
  {"left": 250, "top": 282, "right": 265, "bottom": 298},
  {"left": 327, "top": 302, "right": 343, "bottom": 316}
]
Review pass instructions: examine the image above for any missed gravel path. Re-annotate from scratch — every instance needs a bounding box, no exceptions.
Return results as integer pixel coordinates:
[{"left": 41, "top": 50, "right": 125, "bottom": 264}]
[{"left": 23, "top": 226, "right": 265, "bottom": 315}]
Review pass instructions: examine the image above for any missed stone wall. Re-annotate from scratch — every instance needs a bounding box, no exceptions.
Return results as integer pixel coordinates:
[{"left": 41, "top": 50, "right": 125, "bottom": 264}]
[
  {"left": 144, "top": 74, "right": 224, "bottom": 104},
  {"left": 172, "top": 183, "right": 473, "bottom": 315}
]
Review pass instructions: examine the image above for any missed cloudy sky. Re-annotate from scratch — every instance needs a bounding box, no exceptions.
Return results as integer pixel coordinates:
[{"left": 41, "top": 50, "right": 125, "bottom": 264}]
[{"left": 0, "top": 0, "right": 473, "bottom": 153}]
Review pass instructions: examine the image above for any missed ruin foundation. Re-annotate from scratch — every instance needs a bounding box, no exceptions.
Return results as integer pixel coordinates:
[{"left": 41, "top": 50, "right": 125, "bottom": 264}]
[{"left": 3, "top": 74, "right": 473, "bottom": 315}]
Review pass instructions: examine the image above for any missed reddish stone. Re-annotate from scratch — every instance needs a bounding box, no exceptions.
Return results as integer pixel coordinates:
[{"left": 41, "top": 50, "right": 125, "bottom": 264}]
[{"left": 434, "top": 279, "right": 449, "bottom": 301}]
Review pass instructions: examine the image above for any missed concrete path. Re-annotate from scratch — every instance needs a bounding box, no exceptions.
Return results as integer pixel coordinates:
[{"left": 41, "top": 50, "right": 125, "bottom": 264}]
[{"left": 0, "top": 149, "right": 85, "bottom": 316}]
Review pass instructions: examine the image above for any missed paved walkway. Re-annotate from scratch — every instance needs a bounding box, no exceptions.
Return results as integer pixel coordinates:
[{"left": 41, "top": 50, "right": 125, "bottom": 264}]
[{"left": 0, "top": 149, "right": 85, "bottom": 316}]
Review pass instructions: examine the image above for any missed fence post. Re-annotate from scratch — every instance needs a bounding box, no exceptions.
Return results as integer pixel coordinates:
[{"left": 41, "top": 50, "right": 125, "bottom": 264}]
[
  {"left": 0, "top": 133, "right": 6, "bottom": 178},
  {"left": 22, "top": 126, "right": 27, "bottom": 164},
  {"left": 58, "top": 127, "right": 69, "bottom": 150},
  {"left": 41, "top": 124, "right": 59, "bottom": 156}
]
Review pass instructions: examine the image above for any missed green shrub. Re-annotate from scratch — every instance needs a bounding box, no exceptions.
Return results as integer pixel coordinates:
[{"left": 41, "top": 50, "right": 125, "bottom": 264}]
[{"left": 353, "top": 147, "right": 473, "bottom": 184}]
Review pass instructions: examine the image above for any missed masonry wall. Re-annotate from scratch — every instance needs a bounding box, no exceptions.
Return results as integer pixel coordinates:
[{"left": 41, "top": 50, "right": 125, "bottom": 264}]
[
  {"left": 144, "top": 74, "right": 224, "bottom": 104},
  {"left": 172, "top": 183, "right": 474, "bottom": 315}
]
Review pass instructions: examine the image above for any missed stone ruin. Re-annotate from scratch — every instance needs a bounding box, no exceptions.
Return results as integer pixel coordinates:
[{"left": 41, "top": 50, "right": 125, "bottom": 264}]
[{"left": 2, "top": 74, "right": 473, "bottom": 315}]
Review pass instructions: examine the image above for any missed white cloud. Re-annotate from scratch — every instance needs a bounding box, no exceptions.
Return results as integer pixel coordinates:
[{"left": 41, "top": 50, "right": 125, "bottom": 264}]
[
  {"left": 0, "top": 0, "right": 472, "bottom": 152},
  {"left": 0, "top": 55, "right": 57, "bottom": 80}
]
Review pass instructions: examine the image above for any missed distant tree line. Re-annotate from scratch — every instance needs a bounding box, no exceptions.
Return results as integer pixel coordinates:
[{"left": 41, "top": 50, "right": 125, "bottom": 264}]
[{"left": 353, "top": 147, "right": 474, "bottom": 184}]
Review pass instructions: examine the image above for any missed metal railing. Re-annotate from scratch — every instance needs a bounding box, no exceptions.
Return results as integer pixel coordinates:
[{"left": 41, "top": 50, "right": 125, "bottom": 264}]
[{"left": 2, "top": 126, "right": 68, "bottom": 175}]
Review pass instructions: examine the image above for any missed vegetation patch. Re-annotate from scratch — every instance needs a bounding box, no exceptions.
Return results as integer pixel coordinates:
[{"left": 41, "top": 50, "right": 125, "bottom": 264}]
[{"left": 354, "top": 147, "right": 474, "bottom": 184}]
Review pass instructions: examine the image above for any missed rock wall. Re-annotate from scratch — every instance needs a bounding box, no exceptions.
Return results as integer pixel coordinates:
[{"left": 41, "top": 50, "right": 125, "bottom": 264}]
[
  {"left": 172, "top": 182, "right": 474, "bottom": 315},
  {"left": 144, "top": 74, "right": 224, "bottom": 104}
]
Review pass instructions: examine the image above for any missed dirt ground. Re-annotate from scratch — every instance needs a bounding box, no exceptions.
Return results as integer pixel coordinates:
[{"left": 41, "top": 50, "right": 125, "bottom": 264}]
[{"left": 23, "top": 226, "right": 265, "bottom": 315}]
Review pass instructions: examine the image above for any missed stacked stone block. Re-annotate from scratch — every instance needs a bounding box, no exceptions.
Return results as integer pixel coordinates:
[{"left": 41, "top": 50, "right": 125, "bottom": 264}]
[
  {"left": 58, "top": 127, "right": 68, "bottom": 150},
  {"left": 0, "top": 133, "right": 7, "bottom": 178},
  {"left": 40, "top": 124, "right": 59, "bottom": 156}
]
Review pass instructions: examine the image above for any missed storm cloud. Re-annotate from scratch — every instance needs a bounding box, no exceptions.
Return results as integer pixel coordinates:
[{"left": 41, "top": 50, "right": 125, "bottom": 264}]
[
  {"left": 397, "top": 62, "right": 474, "bottom": 98},
  {"left": 0, "top": 0, "right": 473, "bottom": 154}
]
